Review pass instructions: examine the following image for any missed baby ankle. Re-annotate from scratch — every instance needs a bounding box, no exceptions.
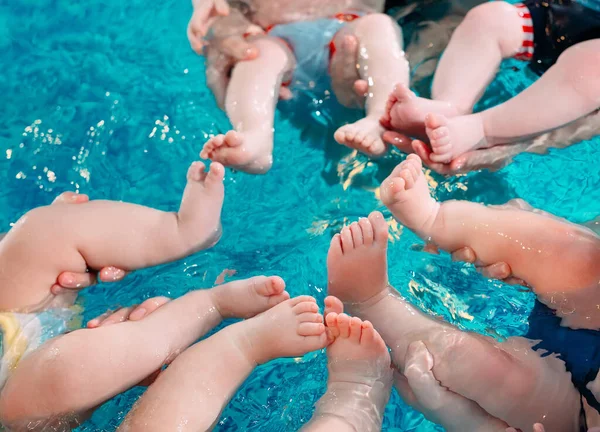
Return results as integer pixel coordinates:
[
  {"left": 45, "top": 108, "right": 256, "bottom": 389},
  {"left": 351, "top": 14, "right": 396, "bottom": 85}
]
[
  {"left": 313, "top": 379, "right": 392, "bottom": 432},
  {"left": 414, "top": 200, "right": 442, "bottom": 240},
  {"left": 226, "top": 324, "right": 261, "bottom": 367},
  {"left": 232, "top": 319, "right": 275, "bottom": 366},
  {"left": 208, "top": 288, "right": 228, "bottom": 320}
]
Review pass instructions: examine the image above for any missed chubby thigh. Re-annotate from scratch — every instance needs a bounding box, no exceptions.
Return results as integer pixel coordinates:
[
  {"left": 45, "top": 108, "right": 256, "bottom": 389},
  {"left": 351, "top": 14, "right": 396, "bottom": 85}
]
[{"left": 420, "top": 330, "right": 581, "bottom": 431}]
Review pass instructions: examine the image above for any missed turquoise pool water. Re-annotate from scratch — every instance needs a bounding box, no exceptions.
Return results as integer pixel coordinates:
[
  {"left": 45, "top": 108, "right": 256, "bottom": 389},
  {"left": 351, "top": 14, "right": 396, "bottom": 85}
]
[{"left": 1, "top": 0, "right": 599, "bottom": 430}]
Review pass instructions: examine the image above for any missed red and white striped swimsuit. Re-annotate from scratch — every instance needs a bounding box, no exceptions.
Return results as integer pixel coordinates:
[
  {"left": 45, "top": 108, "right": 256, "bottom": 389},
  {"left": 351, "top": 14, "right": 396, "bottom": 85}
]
[{"left": 515, "top": 3, "right": 535, "bottom": 60}]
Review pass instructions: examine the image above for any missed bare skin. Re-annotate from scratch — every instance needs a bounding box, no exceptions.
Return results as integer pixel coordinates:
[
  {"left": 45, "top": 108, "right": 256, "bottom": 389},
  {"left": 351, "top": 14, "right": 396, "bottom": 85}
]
[
  {"left": 87, "top": 296, "right": 172, "bottom": 388},
  {"left": 0, "top": 192, "right": 128, "bottom": 298},
  {"left": 119, "top": 296, "right": 326, "bottom": 432},
  {"left": 381, "top": 155, "right": 600, "bottom": 329},
  {"left": 196, "top": 0, "right": 407, "bottom": 172},
  {"left": 193, "top": 29, "right": 525, "bottom": 281},
  {"left": 346, "top": 37, "right": 600, "bottom": 173},
  {"left": 121, "top": 295, "right": 392, "bottom": 432},
  {"left": 0, "top": 161, "right": 225, "bottom": 312},
  {"left": 326, "top": 212, "right": 582, "bottom": 431},
  {"left": 0, "top": 276, "right": 289, "bottom": 430},
  {"left": 381, "top": 1, "right": 600, "bottom": 163},
  {"left": 302, "top": 307, "right": 393, "bottom": 432}
]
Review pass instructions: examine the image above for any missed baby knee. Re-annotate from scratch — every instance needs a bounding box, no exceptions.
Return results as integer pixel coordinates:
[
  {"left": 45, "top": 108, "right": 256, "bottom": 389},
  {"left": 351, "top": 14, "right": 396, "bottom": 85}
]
[
  {"left": 247, "top": 36, "right": 294, "bottom": 70},
  {"left": 558, "top": 42, "right": 600, "bottom": 104},
  {"left": 357, "top": 13, "right": 396, "bottom": 29},
  {"left": 460, "top": 2, "right": 515, "bottom": 35},
  {"left": 354, "top": 13, "right": 401, "bottom": 38}
]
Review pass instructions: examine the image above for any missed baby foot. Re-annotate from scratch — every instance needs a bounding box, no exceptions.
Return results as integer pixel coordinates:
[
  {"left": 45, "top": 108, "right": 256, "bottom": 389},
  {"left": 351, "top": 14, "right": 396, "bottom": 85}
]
[
  {"left": 326, "top": 211, "right": 390, "bottom": 309},
  {"left": 380, "top": 154, "right": 440, "bottom": 238},
  {"left": 316, "top": 312, "right": 393, "bottom": 432},
  {"left": 237, "top": 296, "right": 328, "bottom": 364},
  {"left": 200, "top": 130, "right": 273, "bottom": 174},
  {"left": 177, "top": 161, "right": 225, "bottom": 251},
  {"left": 211, "top": 275, "right": 290, "bottom": 319},
  {"left": 334, "top": 116, "right": 387, "bottom": 157},
  {"left": 380, "top": 84, "right": 458, "bottom": 138},
  {"left": 425, "top": 113, "right": 487, "bottom": 164}
]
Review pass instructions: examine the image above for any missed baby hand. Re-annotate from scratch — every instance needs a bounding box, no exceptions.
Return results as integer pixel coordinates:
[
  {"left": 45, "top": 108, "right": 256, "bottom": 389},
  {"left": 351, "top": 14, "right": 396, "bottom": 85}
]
[{"left": 187, "top": 0, "right": 231, "bottom": 54}]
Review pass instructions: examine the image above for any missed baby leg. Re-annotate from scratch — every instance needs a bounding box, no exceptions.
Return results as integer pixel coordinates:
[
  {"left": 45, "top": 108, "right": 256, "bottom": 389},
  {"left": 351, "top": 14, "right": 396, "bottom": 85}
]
[
  {"left": 381, "top": 1, "right": 524, "bottom": 138},
  {"left": 432, "top": 1, "right": 525, "bottom": 114},
  {"left": 0, "top": 161, "right": 225, "bottom": 311},
  {"left": 402, "top": 341, "right": 509, "bottom": 431},
  {"left": 333, "top": 14, "right": 409, "bottom": 157},
  {"left": 200, "top": 37, "right": 295, "bottom": 174},
  {"left": 326, "top": 213, "right": 582, "bottom": 431},
  {"left": 302, "top": 309, "right": 392, "bottom": 432},
  {"left": 380, "top": 155, "right": 600, "bottom": 294},
  {"left": 424, "top": 39, "right": 600, "bottom": 163},
  {"left": 118, "top": 296, "right": 327, "bottom": 432},
  {"left": 0, "top": 276, "right": 288, "bottom": 429}
]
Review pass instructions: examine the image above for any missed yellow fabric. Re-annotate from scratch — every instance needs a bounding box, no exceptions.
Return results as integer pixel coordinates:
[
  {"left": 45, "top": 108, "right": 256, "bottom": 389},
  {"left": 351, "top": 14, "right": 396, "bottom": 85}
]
[{"left": 0, "top": 313, "right": 29, "bottom": 373}]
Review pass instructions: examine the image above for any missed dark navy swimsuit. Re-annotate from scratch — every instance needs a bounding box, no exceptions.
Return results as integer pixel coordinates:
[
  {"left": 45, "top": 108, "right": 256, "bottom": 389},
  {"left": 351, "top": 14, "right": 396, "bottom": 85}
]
[
  {"left": 523, "top": 0, "right": 600, "bottom": 74},
  {"left": 526, "top": 300, "right": 600, "bottom": 428}
]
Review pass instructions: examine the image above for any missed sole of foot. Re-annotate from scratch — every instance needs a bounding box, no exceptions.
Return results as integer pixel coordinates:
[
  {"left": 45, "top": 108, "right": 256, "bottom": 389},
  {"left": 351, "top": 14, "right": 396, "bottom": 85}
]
[
  {"left": 381, "top": 84, "right": 458, "bottom": 139},
  {"left": 380, "top": 154, "right": 440, "bottom": 237},
  {"left": 326, "top": 211, "right": 390, "bottom": 309},
  {"left": 211, "top": 275, "right": 290, "bottom": 319},
  {"left": 178, "top": 161, "right": 226, "bottom": 250},
  {"left": 334, "top": 116, "right": 388, "bottom": 157},
  {"left": 200, "top": 130, "right": 273, "bottom": 174},
  {"left": 424, "top": 113, "right": 486, "bottom": 164},
  {"left": 239, "top": 296, "right": 328, "bottom": 364}
]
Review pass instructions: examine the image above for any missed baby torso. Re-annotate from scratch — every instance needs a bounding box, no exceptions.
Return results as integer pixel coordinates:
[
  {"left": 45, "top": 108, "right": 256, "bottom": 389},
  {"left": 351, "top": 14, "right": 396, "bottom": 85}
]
[{"left": 245, "top": 0, "right": 384, "bottom": 27}]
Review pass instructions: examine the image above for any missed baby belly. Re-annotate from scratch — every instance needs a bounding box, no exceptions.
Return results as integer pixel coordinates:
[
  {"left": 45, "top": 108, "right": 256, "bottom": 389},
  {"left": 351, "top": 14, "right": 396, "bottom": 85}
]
[{"left": 251, "top": 0, "right": 378, "bottom": 26}]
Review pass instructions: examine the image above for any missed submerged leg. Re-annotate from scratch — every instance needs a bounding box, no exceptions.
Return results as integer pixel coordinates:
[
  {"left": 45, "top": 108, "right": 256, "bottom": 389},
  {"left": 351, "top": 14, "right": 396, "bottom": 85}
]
[
  {"left": 334, "top": 14, "right": 409, "bottom": 157},
  {"left": 200, "top": 37, "right": 295, "bottom": 174},
  {"left": 302, "top": 308, "right": 392, "bottom": 432},
  {"left": 119, "top": 297, "right": 327, "bottom": 431},
  {"left": 326, "top": 212, "right": 582, "bottom": 431},
  {"left": 0, "top": 276, "right": 289, "bottom": 429},
  {"left": 424, "top": 40, "right": 600, "bottom": 163}
]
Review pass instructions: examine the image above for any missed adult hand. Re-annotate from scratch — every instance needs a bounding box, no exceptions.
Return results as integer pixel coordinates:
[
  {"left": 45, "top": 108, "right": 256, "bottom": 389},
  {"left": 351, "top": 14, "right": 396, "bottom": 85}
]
[
  {"left": 506, "top": 424, "right": 545, "bottom": 432},
  {"left": 330, "top": 34, "right": 368, "bottom": 108},
  {"left": 49, "top": 191, "right": 128, "bottom": 295},
  {"left": 395, "top": 138, "right": 518, "bottom": 175},
  {"left": 87, "top": 296, "right": 172, "bottom": 387},
  {"left": 86, "top": 296, "right": 171, "bottom": 328},
  {"left": 204, "top": 36, "right": 259, "bottom": 109},
  {"left": 187, "top": 0, "right": 231, "bottom": 54},
  {"left": 423, "top": 244, "right": 526, "bottom": 286},
  {"left": 397, "top": 341, "right": 509, "bottom": 431},
  {"left": 400, "top": 108, "right": 600, "bottom": 174}
]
